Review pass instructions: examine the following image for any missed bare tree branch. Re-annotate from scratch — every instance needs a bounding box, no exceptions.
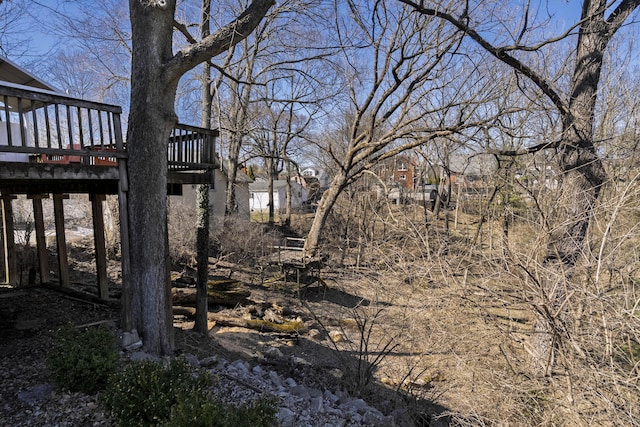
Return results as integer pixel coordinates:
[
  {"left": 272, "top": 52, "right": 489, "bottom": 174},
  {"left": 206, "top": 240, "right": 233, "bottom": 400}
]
[
  {"left": 164, "top": 0, "right": 275, "bottom": 83},
  {"left": 398, "top": 0, "right": 569, "bottom": 118}
]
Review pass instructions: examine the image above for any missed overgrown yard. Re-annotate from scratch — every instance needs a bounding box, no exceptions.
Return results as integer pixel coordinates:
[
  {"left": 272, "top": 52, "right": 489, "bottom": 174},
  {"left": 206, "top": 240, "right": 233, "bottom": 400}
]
[{"left": 1, "top": 201, "right": 639, "bottom": 426}]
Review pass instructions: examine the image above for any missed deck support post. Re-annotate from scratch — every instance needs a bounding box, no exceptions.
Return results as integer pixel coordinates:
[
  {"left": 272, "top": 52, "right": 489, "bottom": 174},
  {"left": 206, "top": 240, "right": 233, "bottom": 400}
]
[
  {"left": 29, "top": 194, "right": 50, "bottom": 284},
  {"left": 1, "top": 193, "right": 17, "bottom": 286},
  {"left": 113, "top": 112, "right": 133, "bottom": 331},
  {"left": 90, "top": 193, "right": 109, "bottom": 299},
  {"left": 118, "top": 187, "right": 132, "bottom": 331},
  {"left": 53, "top": 193, "right": 70, "bottom": 287}
]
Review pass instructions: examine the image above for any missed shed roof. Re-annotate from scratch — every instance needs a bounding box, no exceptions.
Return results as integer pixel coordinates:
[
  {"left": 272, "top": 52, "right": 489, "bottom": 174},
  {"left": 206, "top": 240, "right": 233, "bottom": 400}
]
[
  {"left": 0, "top": 56, "right": 61, "bottom": 92},
  {"left": 249, "top": 179, "right": 292, "bottom": 192}
]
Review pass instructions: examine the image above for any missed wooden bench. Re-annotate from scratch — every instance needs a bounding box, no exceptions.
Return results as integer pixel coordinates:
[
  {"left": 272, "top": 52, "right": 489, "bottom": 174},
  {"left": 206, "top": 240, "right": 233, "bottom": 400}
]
[{"left": 263, "top": 237, "right": 324, "bottom": 295}]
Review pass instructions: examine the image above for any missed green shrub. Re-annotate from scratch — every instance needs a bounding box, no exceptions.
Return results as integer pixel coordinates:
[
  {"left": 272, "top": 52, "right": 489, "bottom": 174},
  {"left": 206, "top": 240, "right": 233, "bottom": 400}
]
[
  {"left": 163, "top": 394, "right": 278, "bottom": 427},
  {"left": 103, "top": 357, "right": 278, "bottom": 427},
  {"left": 47, "top": 325, "right": 119, "bottom": 394},
  {"left": 224, "top": 396, "right": 278, "bottom": 427},
  {"left": 103, "top": 357, "right": 209, "bottom": 427},
  {"left": 162, "top": 392, "right": 227, "bottom": 427}
]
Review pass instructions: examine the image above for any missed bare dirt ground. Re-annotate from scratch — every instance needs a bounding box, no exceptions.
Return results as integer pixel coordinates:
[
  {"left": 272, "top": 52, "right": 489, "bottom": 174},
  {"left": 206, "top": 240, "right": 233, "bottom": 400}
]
[{"left": 0, "top": 237, "right": 453, "bottom": 426}]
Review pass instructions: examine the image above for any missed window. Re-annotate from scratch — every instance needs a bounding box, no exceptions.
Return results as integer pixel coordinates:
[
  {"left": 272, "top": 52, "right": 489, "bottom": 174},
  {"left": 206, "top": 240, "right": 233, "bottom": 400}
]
[{"left": 398, "top": 161, "right": 408, "bottom": 171}]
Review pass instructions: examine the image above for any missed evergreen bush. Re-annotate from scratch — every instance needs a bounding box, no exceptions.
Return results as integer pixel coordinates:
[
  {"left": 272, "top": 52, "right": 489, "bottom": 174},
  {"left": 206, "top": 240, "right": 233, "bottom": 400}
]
[
  {"left": 103, "top": 357, "right": 277, "bottom": 427},
  {"left": 47, "top": 325, "right": 119, "bottom": 394}
]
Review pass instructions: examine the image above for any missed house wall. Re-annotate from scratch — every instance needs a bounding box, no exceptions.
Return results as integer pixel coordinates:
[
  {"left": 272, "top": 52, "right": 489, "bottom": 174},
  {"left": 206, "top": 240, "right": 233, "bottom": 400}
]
[
  {"left": 374, "top": 155, "right": 417, "bottom": 190},
  {"left": 209, "top": 178, "right": 225, "bottom": 218},
  {"left": 250, "top": 191, "right": 266, "bottom": 211},
  {"left": 169, "top": 169, "right": 251, "bottom": 220},
  {"left": 392, "top": 156, "right": 416, "bottom": 190},
  {"left": 0, "top": 121, "right": 30, "bottom": 162},
  {"left": 289, "top": 183, "right": 307, "bottom": 208}
]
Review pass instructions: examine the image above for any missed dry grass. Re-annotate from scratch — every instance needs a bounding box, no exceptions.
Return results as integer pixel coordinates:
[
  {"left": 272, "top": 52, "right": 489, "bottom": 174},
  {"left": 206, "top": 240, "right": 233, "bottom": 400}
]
[
  {"left": 10, "top": 180, "right": 635, "bottom": 425},
  {"left": 298, "top": 188, "right": 640, "bottom": 426}
]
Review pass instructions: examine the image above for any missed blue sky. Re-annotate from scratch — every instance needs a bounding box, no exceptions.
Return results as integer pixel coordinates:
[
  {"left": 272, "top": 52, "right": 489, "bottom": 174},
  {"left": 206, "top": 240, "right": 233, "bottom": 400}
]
[
  {"left": 546, "top": 0, "right": 581, "bottom": 24},
  {"left": 23, "top": 1, "right": 88, "bottom": 58},
  {"left": 6, "top": 0, "right": 586, "bottom": 62}
]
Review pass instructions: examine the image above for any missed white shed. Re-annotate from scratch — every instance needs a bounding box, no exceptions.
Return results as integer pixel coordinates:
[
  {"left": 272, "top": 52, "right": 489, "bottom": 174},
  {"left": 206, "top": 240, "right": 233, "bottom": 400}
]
[
  {"left": 0, "top": 56, "right": 62, "bottom": 163},
  {"left": 249, "top": 179, "right": 307, "bottom": 212}
]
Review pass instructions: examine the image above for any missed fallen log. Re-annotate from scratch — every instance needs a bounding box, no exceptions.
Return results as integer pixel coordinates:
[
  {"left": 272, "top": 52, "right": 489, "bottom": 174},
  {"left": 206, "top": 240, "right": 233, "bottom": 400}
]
[
  {"left": 247, "top": 319, "right": 304, "bottom": 333},
  {"left": 171, "top": 306, "right": 304, "bottom": 333},
  {"left": 171, "top": 279, "right": 250, "bottom": 307},
  {"left": 172, "top": 306, "right": 196, "bottom": 317},
  {"left": 209, "top": 313, "right": 305, "bottom": 333}
]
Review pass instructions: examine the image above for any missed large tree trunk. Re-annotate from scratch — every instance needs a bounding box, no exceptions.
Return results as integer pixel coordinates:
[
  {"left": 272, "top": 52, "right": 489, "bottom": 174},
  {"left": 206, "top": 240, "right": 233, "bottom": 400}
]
[
  {"left": 305, "top": 172, "right": 348, "bottom": 255},
  {"left": 125, "top": 0, "right": 274, "bottom": 356},
  {"left": 224, "top": 61, "right": 253, "bottom": 216},
  {"left": 127, "top": 0, "right": 178, "bottom": 355},
  {"left": 284, "top": 159, "right": 292, "bottom": 226},
  {"left": 194, "top": 182, "right": 210, "bottom": 333},
  {"left": 533, "top": 146, "right": 606, "bottom": 375},
  {"left": 267, "top": 157, "right": 275, "bottom": 224},
  {"left": 532, "top": 4, "right": 609, "bottom": 375},
  {"left": 224, "top": 99, "right": 250, "bottom": 216}
]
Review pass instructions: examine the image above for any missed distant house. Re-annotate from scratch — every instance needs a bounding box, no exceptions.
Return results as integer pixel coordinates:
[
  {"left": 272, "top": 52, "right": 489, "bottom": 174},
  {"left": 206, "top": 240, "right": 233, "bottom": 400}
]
[
  {"left": 447, "top": 152, "right": 497, "bottom": 197},
  {"left": 290, "top": 174, "right": 324, "bottom": 203},
  {"left": 375, "top": 155, "right": 419, "bottom": 190},
  {"left": 249, "top": 179, "right": 308, "bottom": 212},
  {"left": 216, "top": 170, "right": 253, "bottom": 218},
  {"left": 300, "top": 167, "right": 330, "bottom": 188}
]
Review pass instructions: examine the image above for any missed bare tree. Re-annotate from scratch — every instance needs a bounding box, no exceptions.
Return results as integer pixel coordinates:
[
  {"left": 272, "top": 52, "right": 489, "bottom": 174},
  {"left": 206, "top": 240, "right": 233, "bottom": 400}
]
[
  {"left": 46, "top": 50, "right": 103, "bottom": 99},
  {"left": 303, "top": 0, "right": 509, "bottom": 255},
  {"left": 211, "top": 0, "right": 287, "bottom": 216},
  {"left": 400, "top": 0, "right": 640, "bottom": 374},
  {"left": 126, "top": 0, "right": 274, "bottom": 355},
  {"left": 209, "top": 0, "right": 336, "bottom": 217},
  {"left": 247, "top": 67, "right": 323, "bottom": 224},
  {"left": 42, "top": 0, "right": 132, "bottom": 107},
  {"left": 0, "top": 0, "right": 31, "bottom": 58},
  {"left": 248, "top": 104, "right": 290, "bottom": 224}
]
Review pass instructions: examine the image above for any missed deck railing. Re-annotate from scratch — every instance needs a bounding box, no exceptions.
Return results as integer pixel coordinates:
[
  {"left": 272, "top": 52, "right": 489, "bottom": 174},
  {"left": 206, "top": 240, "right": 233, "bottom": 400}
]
[
  {"left": 168, "top": 123, "right": 218, "bottom": 170},
  {"left": 0, "top": 83, "right": 126, "bottom": 165},
  {"left": 0, "top": 83, "right": 217, "bottom": 170}
]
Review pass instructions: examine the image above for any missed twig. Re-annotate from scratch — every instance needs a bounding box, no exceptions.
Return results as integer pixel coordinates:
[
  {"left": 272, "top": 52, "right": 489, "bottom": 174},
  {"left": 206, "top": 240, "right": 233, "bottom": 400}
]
[
  {"left": 219, "top": 372, "right": 265, "bottom": 394},
  {"left": 75, "top": 319, "right": 117, "bottom": 329}
]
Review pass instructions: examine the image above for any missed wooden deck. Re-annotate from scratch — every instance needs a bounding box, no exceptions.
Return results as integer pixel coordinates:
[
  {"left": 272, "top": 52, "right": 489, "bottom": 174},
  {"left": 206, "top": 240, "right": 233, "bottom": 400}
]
[
  {"left": 0, "top": 82, "right": 219, "bottom": 298},
  {"left": 0, "top": 83, "right": 218, "bottom": 192}
]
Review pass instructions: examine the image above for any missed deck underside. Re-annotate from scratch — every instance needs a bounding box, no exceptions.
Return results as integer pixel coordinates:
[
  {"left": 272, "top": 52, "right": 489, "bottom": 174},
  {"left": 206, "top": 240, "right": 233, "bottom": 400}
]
[{"left": 0, "top": 162, "right": 214, "bottom": 195}]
